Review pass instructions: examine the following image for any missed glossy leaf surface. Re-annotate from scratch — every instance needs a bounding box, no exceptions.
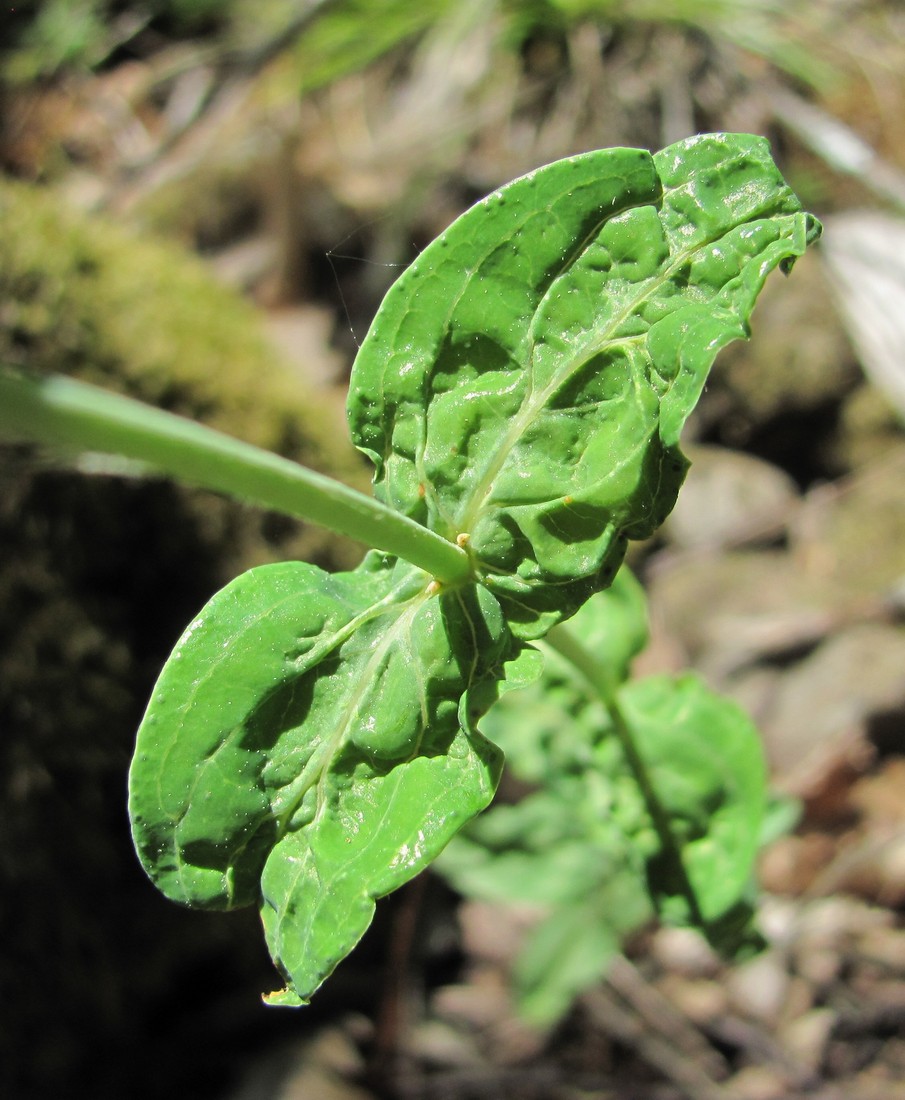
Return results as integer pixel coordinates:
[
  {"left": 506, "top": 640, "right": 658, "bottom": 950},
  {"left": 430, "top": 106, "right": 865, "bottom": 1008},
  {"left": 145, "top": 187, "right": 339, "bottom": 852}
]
[
  {"left": 130, "top": 135, "right": 818, "bottom": 1009},
  {"left": 129, "top": 554, "right": 511, "bottom": 1002},
  {"left": 348, "top": 133, "right": 820, "bottom": 636}
]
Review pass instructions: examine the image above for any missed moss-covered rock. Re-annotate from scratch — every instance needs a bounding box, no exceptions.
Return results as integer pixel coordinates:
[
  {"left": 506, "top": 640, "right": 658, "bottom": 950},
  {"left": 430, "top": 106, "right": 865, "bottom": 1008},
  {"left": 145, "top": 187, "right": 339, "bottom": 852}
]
[
  {"left": 0, "top": 180, "right": 367, "bottom": 1096},
  {"left": 0, "top": 176, "right": 358, "bottom": 472}
]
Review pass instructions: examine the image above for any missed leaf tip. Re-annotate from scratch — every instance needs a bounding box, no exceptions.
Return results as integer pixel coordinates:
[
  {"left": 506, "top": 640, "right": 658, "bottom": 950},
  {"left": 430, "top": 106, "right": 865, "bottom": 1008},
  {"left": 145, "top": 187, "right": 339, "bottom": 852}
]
[{"left": 262, "top": 986, "right": 308, "bottom": 1008}]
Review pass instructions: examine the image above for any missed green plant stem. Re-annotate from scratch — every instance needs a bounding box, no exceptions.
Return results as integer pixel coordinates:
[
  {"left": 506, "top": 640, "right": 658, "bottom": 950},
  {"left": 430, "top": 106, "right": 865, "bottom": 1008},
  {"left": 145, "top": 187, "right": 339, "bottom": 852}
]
[
  {"left": 546, "top": 621, "right": 707, "bottom": 931},
  {"left": 0, "top": 369, "right": 472, "bottom": 586}
]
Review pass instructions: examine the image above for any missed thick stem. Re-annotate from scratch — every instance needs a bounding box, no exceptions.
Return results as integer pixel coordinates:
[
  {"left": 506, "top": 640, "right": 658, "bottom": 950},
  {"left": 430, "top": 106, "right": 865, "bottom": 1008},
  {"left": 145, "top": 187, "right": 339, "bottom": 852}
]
[
  {"left": 0, "top": 370, "right": 472, "bottom": 586},
  {"left": 545, "top": 622, "right": 707, "bottom": 931}
]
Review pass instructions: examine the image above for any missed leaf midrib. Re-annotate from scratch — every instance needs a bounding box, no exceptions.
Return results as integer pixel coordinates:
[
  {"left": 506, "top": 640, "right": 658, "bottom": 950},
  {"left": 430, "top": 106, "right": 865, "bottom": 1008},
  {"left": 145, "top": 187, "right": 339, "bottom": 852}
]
[
  {"left": 275, "top": 591, "right": 428, "bottom": 837},
  {"left": 456, "top": 194, "right": 779, "bottom": 541}
]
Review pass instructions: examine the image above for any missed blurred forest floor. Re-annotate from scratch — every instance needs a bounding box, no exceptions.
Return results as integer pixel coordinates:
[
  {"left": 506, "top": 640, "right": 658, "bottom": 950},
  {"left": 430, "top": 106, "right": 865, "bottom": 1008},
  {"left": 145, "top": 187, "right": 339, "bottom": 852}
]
[{"left": 2, "top": 2, "right": 905, "bottom": 1098}]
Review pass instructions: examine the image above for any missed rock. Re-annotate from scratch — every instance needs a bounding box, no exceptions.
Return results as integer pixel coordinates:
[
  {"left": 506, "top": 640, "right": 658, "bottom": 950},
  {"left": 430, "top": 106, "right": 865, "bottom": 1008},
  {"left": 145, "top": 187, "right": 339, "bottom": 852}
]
[
  {"left": 820, "top": 211, "right": 905, "bottom": 423},
  {"left": 264, "top": 304, "right": 348, "bottom": 388},
  {"left": 792, "top": 448, "right": 905, "bottom": 604},
  {"left": 726, "top": 1064, "right": 792, "bottom": 1100},
  {"left": 823, "top": 831, "right": 905, "bottom": 908},
  {"left": 796, "top": 895, "right": 893, "bottom": 943},
  {"left": 432, "top": 974, "right": 513, "bottom": 1030},
  {"left": 657, "top": 975, "right": 729, "bottom": 1024},
  {"left": 0, "top": 177, "right": 359, "bottom": 480},
  {"left": 858, "top": 925, "right": 905, "bottom": 971},
  {"left": 647, "top": 549, "right": 836, "bottom": 676},
  {"left": 726, "top": 950, "right": 790, "bottom": 1025},
  {"left": 850, "top": 761, "right": 905, "bottom": 825},
  {"left": 782, "top": 1008, "right": 837, "bottom": 1073},
  {"left": 790, "top": 897, "right": 892, "bottom": 991},
  {"left": 651, "top": 926, "right": 722, "bottom": 979},
  {"left": 836, "top": 383, "right": 905, "bottom": 471},
  {"left": 663, "top": 445, "right": 799, "bottom": 551},
  {"left": 759, "top": 833, "right": 839, "bottom": 897},
  {"left": 407, "top": 1020, "right": 484, "bottom": 1069},
  {"left": 759, "top": 624, "right": 905, "bottom": 797},
  {"left": 230, "top": 1026, "right": 373, "bottom": 1100},
  {"left": 457, "top": 900, "right": 541, "bottom": 968}
]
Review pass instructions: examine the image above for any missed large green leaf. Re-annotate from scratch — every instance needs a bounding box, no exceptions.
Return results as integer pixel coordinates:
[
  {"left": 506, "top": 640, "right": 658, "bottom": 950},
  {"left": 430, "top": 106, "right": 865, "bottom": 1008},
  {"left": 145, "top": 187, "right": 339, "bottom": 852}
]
[
  {"left": 129, "top": 553, "right": 512, "bottom": 1003},
  {"left": 348, "top": 133, "right": 820, "bottom": 637}
]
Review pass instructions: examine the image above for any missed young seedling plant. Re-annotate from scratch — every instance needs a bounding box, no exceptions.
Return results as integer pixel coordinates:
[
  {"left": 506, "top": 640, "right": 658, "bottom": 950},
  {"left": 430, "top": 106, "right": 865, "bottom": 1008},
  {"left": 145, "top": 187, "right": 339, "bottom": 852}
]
[{"left": 1, "top": 133, "right": 821, "bottom": 1012}]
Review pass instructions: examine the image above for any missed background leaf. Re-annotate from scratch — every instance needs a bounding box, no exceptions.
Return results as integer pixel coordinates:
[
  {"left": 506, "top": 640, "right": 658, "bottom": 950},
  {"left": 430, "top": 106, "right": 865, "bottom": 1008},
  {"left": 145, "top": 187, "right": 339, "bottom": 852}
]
[
  {"left": 437, "top": 683, "right": 655, "bottom": 1025},
  {"left": 513, "top": 880, "right": 652, "bottom": 1026},
  {"left": 348, "top": 133, "right": 820, "bottom": 637},
  {"left": 439, "top": 653, "right": 767, "bottom": 1021},
  {"left": 618, "top": 673, "right": 767, "bottom": 924},
  {"left": 560, "top": 566, "right": 649, "bottom": 685},
  {"left": 443, "top": 573, "right": 648, "bottom": 790}
]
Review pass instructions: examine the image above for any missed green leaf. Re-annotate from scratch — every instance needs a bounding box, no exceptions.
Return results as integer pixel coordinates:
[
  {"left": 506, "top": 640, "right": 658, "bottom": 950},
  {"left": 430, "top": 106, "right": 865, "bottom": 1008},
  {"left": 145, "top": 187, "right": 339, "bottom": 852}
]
[
  {"left": 472, "top": 651, "right": 604, "bottom": 788},
  {"left": 292, "top": 0, "right": 450, "bottom": 96},
  {"left": 617, "top": 674, "right": 766, "bottom": 924},
  {"left": 515, "top": 903, "right": 619, "bottom": 1027},
  {"left": 464, "top": 571, "right": 647, "bottom": 787},
  {"left": 437, "top": 786, "right": 640, "bottom": 907},
  {"left": 438, "top": 780, "right": 654, "bottom": 1025},
  {"left": 484, "top": 658, "right": 767, "bottom": 929},
  {"left": 438, "top": 664, "right": 766, "bottom": 1022},
  {"left": 348, "top": 133, "right": 820, "bottom": 636},
  {"left": 436, "top": 638, "right": 655, "bottom": 1022},
  {"left": 514, "top": 880, "right": 652, "bottom": 1027},
  {"left": 129, "top": 553, "right": 513, "bottom": 1003},
  {"left": 125, "top": 135, "right": 818, "bottom": 1012},
  {"left": 559, "top": 566, "right": 649, "bottom": 685}
]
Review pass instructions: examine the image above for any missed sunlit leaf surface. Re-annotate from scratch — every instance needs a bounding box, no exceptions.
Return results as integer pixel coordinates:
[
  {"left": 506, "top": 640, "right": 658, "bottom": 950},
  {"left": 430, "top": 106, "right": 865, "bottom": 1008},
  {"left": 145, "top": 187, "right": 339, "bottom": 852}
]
[
  {"left": 129, "top": 554, "right": 510, "bottom": 1001},
  {"left": 349, "top": 133, "right": 820, "bottom": 635},
  {"left": 131, "top": 134, "right": 819, "bottom": 1006}
]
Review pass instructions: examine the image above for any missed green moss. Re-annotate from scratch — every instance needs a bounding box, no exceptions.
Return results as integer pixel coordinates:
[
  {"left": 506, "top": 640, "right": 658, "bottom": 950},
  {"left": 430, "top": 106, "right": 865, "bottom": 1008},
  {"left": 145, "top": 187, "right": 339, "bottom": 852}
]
[{"left": 0, "top": 177, "right": 359, "bottom": 483}]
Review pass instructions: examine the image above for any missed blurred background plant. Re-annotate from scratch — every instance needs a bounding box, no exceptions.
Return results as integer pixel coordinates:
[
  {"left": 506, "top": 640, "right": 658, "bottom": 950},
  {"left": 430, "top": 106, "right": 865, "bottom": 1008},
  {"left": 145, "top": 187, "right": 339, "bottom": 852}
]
[{"left": 2, "top": 3, "right": 905, "bottom": 1098}]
